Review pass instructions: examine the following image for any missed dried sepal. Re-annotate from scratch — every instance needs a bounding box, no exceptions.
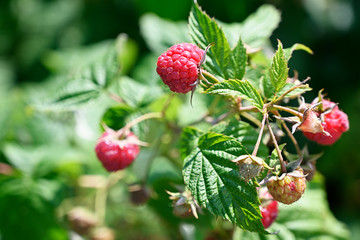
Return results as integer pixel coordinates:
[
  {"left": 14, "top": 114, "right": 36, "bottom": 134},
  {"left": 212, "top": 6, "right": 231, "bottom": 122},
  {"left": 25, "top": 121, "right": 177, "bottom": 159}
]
[
  {"left": 166, "top": 189, "right": 201, "bottom": 218},
  {"left": 232, "top": 155, "right": 272, "bottom": 182}
]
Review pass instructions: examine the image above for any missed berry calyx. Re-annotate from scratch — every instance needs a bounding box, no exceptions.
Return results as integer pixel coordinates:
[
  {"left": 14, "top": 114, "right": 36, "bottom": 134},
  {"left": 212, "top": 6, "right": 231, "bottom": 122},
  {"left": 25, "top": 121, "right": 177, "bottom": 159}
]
[
  {"left": 167, "top": 189, "right": 201, "bottom": 218},
  {"left": 303, "top": 100, "right": 349, "bottom": 145},
  {"left": 232, "top": 155, "right": 271, "bottom": 182},
  {"left": 266, "top": 167, "right": 306, "bottom": 204},
  {"left": 156, "top": 43, "right": 205, "bottom": 93},
  {"left": 95, "top": 129, "right": 140, "bottom": 172}
]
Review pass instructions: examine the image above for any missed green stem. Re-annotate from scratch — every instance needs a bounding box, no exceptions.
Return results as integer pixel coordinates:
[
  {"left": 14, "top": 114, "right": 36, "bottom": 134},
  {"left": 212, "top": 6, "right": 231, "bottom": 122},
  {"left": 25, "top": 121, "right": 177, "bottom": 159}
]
[
  {"left": 94, "top": 171, "right": 124, "bottom": 226},
  {"left": 273, "top": 110, "right": 302, "bottom": 156},
  {"left": 239, "top": 106, "right": 259, "bottom": 112},
  {"left": 240, "top": 112, "right": 262, "bottom": 128},
  {"left": 201, "top": 70, "right": 221, "bottom": 83},
  {"left": 106, "top": 90, "right": 124, "bottom": 103},
  {"left": 266, "top": 118, "right": 287, "bottom": 173},
  {"left": 272, "top": 105, "right": 303, "bottom": 119},
  {"left": 118, "top": 112, "right": 162, "bottom": 137}
]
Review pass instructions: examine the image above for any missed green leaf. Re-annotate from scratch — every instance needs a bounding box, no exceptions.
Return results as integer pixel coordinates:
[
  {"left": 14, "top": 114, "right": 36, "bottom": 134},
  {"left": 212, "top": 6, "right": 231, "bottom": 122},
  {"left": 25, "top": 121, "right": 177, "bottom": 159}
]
[
  {"left": 50, "top": 89, "right": 100, "bottom": 108},
  {"left": 262, "top": 73, "right": 276, "bottom": 100},
  {"left": 140, "top": 13, "right": 189, "bottom": 54},
  {"left": 115, "top": 76, "right": 163, "bottom": 108},
  {"left": 239, "top": 5, "right": 281, "bottom": 48},
  {"left": 276, "top": 82, "right": 312, "bottom": 99},
  {"left": 188, "top": 3, "right": 231, "bottom": 79},
  {"left": 226, "top": 38, "right": 247, "bottom": 80},
  {"left": 268, "top": 144, "right": 285, "bottom": 169},
  {"left": 116, "top": 33, "right": 139, "bottom": 75},
  {"left": 210, "top": 119, "right": 268, "bottom": 158},
  {"left": 182, "top": 131, "right": 266, "bottom": 233},
  {"left": 180, "top": 127, "right": 204, "bottom": 158},
  {"left": 205, "top": 79, "right": 264, "bottom": 111},
  {"left": 284, "top": 43, "right": 313, "bottom": 61},
  {"left": 81, "top": 48, "right": 118, "bottom": 88},
  {"left": 35, "top": 43, "right": 120, "bottom": 111},
  {"left": 269, "top": 40, "right": 289, "bottom": 94}
]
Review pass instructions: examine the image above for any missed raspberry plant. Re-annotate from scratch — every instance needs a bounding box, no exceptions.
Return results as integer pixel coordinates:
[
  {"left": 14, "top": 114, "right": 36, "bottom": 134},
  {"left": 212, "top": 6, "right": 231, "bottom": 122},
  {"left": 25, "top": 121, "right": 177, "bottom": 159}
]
[{"left": 5, "top": 1, "right": 350, "bottom": 239}]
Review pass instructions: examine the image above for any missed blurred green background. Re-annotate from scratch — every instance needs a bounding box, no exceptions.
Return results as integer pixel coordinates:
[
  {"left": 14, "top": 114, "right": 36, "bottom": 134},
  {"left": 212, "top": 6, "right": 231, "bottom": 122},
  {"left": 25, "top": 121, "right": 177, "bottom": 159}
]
[{"left": 0, "top": 0, "right": 359, "bottom": 239}]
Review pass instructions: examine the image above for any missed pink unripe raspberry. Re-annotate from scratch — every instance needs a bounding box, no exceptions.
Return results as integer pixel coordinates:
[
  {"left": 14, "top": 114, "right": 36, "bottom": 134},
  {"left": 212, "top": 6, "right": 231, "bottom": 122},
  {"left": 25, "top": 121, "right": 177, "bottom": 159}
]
[
  {"left": 303, "top": 100, "right": 349, "bottom": 145},
  {"left": 156, "top": 43, "right": 204, "bottom": 93},
  {"left": 266, "top": 168, "right": 306, "bottom": 205},
  {"left": 95, "top": 130, "right": 140, "bottom": 172}
]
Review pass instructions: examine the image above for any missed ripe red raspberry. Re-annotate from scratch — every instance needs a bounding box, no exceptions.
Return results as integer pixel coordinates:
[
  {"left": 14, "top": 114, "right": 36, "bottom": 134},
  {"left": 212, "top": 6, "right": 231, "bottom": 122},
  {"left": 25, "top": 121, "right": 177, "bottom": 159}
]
[
  {"left": 266, "top": 168, "right": 306, "bottom": 204},
  {"left": 303, "top": 100, "right": 349, "bottom": 145},
  {"left": 258, "top": 188, "right": 278, "bottom": 228},
  {"left": 156, "top": 43, "right": 205, "bottom": 93},
  {"left": 260, "top": 200, "right": 278, "bottom": 228},
  {"left": 95, "top": 129, "right": 140, "bottom": 172}
]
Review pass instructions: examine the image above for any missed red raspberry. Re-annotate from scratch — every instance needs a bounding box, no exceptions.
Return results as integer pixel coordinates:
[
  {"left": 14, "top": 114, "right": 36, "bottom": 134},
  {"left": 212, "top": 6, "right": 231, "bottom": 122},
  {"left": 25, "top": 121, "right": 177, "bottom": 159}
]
[
  {"left": 156, "top": 43, "right": 204, "bottom": 93},
  {"left": 95, "top": 130, "right": 140, "bottom": 172},
  {"left": 266, "top": 168, "right": 306, "bottom": 204},
  {"left": 258, "top": 188, "right": 278, "bottom": 228},
  {"left": 303, "top": 100, "right": 349, "bottom": 145},
  {"left": 260, "top": 200, "right": 278, "bottom": 228}
]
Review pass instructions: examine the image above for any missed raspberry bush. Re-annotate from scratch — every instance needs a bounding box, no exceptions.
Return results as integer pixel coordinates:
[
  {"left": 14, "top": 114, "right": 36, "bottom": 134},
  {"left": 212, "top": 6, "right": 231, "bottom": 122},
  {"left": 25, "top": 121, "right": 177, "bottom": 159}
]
[{"left": 0, "top": 1, "right": 352, "bottom": 239}]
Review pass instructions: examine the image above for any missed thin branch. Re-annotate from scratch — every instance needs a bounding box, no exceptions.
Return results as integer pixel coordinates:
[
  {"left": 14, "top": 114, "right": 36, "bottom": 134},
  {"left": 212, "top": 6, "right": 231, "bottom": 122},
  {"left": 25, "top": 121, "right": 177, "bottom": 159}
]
[
  {"left": 239, "top": 106, "right": 259, "bottom": 112},
  {"left": 161, "top": 94, "right": 174, "bottom": 118},
  {"left": 201, "top": 70, "right": 221, "bottom": 84},
  {"left": 118, "top": 112, "right": 162, "bottom": 137},
  {"left": 252, "top": 113, "right": 268, "bottom": 156},
  {"left": 273, "top": 110, "right": 302, "bottom": 156},
  {"left": 267, "top": 118, "right": 287, "bottom": 173},
  {"left": 240, "top": 112, "right": 262, "bottom": 128},
  {"left": 272, "top": 105, "right": 303, "bottom": 119}
]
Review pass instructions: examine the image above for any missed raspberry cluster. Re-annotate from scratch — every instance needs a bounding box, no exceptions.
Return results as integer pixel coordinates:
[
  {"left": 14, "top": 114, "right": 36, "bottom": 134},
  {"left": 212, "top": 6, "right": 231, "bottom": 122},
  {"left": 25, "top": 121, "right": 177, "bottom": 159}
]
[
  {"left": 303, "top": 100, "right": 349, "bottom": 145},
  {"left": 156, "top": 43, "right": 204, "bottom": 93}
]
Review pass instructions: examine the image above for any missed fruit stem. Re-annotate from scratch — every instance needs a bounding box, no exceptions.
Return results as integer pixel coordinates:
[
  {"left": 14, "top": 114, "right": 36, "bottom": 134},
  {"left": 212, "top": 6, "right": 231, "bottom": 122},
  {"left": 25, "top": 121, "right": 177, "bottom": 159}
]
[
  {"left": 201, "top": 70, "right": 220, "bottom": 84},
  {"left": 240, "top": 112, "right": 262, "bottom": 128},
  {"left": 118, "top": 112, "right": 162, "bottom": 137},
  {"left": 266, "top": 118, "right": 287, "bottom": 173},
  {"left": 239, "top": 106, "right": 259, "bottom": 112},
  {"left": 252, "top": 112, "right": 268, "bottom": 156},
  {"left": 272, "top": 105, "right": 303, "bottom": 120},
  {"left": 94, "top": 171, "right": 124, "bottom": 226},
  {"left": 105, "top": 90, "right": 124, "bottom": 103},
  {"left": 273, "top": 110, "right": 302, "bottom": 156}
]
